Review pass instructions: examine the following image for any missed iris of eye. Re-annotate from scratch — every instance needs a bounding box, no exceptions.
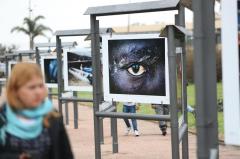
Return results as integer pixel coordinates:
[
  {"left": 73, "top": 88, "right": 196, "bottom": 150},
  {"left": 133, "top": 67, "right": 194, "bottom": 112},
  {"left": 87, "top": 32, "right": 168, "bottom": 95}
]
[{"left": 127, "top": 64, "right": 146, "bottom": 76}]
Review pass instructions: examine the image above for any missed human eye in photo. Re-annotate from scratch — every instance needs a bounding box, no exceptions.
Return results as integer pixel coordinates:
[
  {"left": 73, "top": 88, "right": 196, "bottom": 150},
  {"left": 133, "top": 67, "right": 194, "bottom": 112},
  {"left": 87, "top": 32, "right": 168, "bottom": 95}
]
[{"left": 108, "top": 38, "right": 166, "bottom": 96}]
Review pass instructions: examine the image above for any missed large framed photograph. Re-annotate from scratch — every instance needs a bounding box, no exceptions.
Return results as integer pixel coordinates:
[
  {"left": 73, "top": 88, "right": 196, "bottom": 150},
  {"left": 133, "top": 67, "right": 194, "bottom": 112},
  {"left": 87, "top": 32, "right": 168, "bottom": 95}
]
[
  {"left": 41, "top": 56, "right": 58, "bottom": 88},
  {"left": 0, "top": 62, "right": 6, "bottom": 81},
  {"left": 63, "top": 48, "right": 93, "bottom": 91},
  {"left": 102, "top": 33, "right": 170, "bottom": 104}
]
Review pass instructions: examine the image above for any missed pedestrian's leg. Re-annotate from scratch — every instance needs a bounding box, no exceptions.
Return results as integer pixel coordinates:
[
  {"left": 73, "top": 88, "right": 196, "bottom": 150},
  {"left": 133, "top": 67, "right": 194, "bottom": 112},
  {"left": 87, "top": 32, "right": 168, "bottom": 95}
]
[
  {"left": 123, "top": 118, "right": 131, "bottom": 128},
  {"left": 157, "top": 105, "right": 167, "bottom": 136},
  {"left": 155, "top": 107, "right": 162, "bottom": 129},
  {"left": 157, "top": 106, "right": 166, "bottom": 127},
  {"left": 131, "top": 119, "right": 138, "bottom": 131},
  {"left": 123, "top": 105, "right": 131, "bottom": 135},
  {"left": 129, "top": 106, "right": 139, "bottom": 136}
]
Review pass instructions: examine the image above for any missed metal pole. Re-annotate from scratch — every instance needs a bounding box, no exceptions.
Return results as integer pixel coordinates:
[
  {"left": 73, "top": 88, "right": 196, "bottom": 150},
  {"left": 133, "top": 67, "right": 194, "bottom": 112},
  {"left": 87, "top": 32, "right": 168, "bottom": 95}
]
[
  {"left": 91, "top": 15, "right": 102, "bottom": 159},
  {"left": 73, "top": 91, "right": 78, "bottom": 129},
  {"left": 65, "top": 101, "right": 69, "bottom": 125},
  {"left": 96, "top": 111, "right": 171, "bottom": 120},
  {"left": 178, "top": 5, "right": 189, "bottom": 159},
  {"left": 48, "top": 88, "right": 53, "bottom": 101},
  {"left": 0, "top": 82, "right": 2, "bottom": 95},
  {"left": 168, "top": 25, "right": 180, "bottom": 159},
  {"left": 110, "top": 117, "right": 114, "bottom": 137},
  {"left": 59, "top": 97, "right": 93, "bottom": 102},
  {"left": 13, "top": 55, "right": 16, "bottom": 61},
  {"left": 193, "top": 1, "right": 219, "bottom": 159},
  {"left": 112, "top": 101, "right": 118, "bottom": 153},
  {"left": 19, "top": 53, "right": 22, "bottom": 62},
  {"left": 100, "top": 118, "right": 104, "bottom": 144},
  {"left": 5, "top": 57, "right": 8, "bottom": 78},
  {"left": 98, "top": 27, "right": 105, "bottom": 147},
  {"left": 56, "top": 36, "right": 63, "bottom": 115},
  {"left": 35, "top": 47, "right": 40, "bottom": 65}
]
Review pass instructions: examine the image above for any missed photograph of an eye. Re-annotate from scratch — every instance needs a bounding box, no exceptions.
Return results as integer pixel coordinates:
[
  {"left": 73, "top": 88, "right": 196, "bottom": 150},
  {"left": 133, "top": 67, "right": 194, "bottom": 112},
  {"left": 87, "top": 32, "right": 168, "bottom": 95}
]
[
  {"left": 102, "top": 34, "right": 170, "bottom": 104},
  {"left": 127, "top": 63, "right": 146, "bottom": 76},
  {"left": 41, "top": 57, "right": 58, "bottom": 88},
  {"left": 63, "top": 47, "right": 93, "bottom": 92}
]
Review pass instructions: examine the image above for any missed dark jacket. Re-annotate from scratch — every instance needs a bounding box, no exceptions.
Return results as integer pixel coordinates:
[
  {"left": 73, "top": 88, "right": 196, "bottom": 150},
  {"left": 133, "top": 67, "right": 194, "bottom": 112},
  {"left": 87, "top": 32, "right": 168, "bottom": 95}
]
[{"left": 0, "top": 106, "right": 74, "bottom": 159}]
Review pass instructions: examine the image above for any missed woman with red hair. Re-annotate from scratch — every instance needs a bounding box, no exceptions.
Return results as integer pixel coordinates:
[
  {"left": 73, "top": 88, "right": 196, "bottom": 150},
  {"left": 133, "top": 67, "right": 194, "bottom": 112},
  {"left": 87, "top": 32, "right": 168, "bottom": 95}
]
[{"left": 0, "top": 63, "right": 73, "bottom": 159}]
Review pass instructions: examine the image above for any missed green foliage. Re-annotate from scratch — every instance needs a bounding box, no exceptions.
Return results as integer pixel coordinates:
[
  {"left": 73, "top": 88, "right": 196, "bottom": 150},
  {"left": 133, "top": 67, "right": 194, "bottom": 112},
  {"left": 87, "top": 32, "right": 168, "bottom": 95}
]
[
  {"left": 186, "top": 45, "right": 222, "bottom": 82},
  {"left": 0, "top": 44, "right": 17, "bottom": 56},
  {"left": 11, "top": 15, "right": 52, "bottom": 49},
  {"left": 187, "top": 83, "right": 223, "bottom": 107},
  {"left": 77, "top": 91, "right": 93, "bottom": 99},
  {"left": 218, "top": 112, "right": 224, "bottom": 135}
]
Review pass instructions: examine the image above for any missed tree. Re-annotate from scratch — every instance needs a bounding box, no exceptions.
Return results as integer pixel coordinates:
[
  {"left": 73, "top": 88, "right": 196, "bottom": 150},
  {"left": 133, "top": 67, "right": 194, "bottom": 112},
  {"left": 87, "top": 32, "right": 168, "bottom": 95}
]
[
  {"left": 11, "top": 15, "right": 52, "bottom": 49},
  {"left": 0, "top": 44, "right": 17, "bottom": 56}
]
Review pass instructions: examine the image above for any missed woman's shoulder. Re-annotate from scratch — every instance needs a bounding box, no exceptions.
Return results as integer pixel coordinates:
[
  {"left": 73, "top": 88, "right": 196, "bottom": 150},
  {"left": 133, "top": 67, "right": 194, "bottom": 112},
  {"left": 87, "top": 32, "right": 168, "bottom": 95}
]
[
  {"left": 47, "top": 109, "right": 61, "bottom": 118},
  {"left": 45, "top": 110, "right": 63, "bottom": 128}
]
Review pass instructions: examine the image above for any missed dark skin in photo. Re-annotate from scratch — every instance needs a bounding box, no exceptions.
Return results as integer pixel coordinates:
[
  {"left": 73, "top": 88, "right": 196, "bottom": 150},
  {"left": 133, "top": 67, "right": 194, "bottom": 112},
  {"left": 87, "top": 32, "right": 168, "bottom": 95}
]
[{"left": 108, "top": 38, "right": 166, "bottom": 96}]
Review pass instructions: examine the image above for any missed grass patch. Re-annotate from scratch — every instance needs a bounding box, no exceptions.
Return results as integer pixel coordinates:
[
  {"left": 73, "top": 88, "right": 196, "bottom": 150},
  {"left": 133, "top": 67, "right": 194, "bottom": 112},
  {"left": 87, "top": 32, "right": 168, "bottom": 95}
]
[
  {"left": 184, "top": 83, "right": 224, "bottom": 136},
  {"left": 187, "top": 83, "right": 223, "bottom": 106},
  {"left": 77, "top": 91, "right": 93, "bottom": 99},
  {"left": 116, "top": 103, "right": 155, "bottom": 114}
]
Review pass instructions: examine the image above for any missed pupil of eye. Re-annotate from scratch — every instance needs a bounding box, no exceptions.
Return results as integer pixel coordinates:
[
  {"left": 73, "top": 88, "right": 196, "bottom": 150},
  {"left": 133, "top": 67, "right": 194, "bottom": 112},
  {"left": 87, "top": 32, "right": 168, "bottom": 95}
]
[{"left": 132, "top": 64, "right": 140, "bottom": 73}]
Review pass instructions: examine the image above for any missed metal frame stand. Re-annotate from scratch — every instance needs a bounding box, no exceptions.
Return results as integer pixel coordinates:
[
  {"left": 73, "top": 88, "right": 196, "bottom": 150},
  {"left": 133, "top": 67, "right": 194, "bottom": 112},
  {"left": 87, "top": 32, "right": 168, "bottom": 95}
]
[
  {"left": 168, "top": 25, "right": 180, "bottom": 159},
  {"left": 34, "top": 43, "right": 76, "bottom": 101},
  {"left": 5, "top": 50, "right": 41, "bottom": 76},
  {"left": 177, "top": 5, "right": 189, "bottom": 159},
  {"left": 55, "top": 29, "right": 112, "bottom": 130},
  {"left": 1, "top": 50, "right": 48, "bottom": 95},
  {"left": 0, "top": 49, "right": 47, "bottom": 95},
  {"left": 85, "top": 1, "right": 191, "bottom": 158},
  {"left": 193, "top": 0, "right": 219, "bottom": 159}
]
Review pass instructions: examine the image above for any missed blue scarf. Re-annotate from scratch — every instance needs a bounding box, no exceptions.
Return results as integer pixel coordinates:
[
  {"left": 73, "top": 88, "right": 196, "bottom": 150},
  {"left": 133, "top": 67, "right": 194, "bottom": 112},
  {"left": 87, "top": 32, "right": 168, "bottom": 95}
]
[{"left": 0, "top": 99, "right": 53, "bottom": 145}]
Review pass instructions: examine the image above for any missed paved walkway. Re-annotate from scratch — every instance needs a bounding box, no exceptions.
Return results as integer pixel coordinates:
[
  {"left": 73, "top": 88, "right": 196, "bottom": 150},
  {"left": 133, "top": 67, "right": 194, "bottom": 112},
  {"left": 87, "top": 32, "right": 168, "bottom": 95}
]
[{"left": 55, "top": 101, "right": 240, "bottom": 159}]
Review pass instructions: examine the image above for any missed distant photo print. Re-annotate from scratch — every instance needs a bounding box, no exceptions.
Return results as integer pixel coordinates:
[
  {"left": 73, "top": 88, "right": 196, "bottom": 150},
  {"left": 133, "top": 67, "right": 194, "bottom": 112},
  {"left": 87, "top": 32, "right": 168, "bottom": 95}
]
[
  {"left": 41, "top": 57, "right": 58, "bottom": 88},
  {"left": 63, "top": 48, "right": 93, "bottom": 91},
  {"left": 8, "top": 61, "right": 17, "bottom": 77},
  {"left": 102, "top": 34, "right": 170, "bottom": 104},
  {"left": 0, "top": 62, "right": 6, "bottom": 80}
]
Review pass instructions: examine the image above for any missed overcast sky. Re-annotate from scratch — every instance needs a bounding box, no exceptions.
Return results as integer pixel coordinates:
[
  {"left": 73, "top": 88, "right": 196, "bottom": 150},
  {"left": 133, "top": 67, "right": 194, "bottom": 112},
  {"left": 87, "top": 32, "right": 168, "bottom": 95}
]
[{"left": 1, "top": 0, "right": 216, "bottom": 50}]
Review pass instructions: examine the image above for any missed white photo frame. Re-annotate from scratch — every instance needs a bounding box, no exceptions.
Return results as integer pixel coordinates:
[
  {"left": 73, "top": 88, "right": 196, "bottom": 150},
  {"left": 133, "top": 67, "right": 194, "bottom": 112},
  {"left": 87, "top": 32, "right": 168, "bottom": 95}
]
[
  {"left": 41, "top": 56, "right": 58, "bottom": 88},
  {"left": 63, "top": 48, "right": 93, "bottom": 92},
  {"left": 0, "top": 62, "right": 6, "bottom": 81},
  {"left": 102, "top": 33, "right": 170, "bottom": 104},
  {"left": 8, "top": 61, "right": 18, "bottom": 77}
]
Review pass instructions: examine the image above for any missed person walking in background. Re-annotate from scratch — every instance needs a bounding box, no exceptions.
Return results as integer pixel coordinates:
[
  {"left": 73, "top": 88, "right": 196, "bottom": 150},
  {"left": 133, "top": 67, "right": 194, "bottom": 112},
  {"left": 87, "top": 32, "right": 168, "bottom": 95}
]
[
  {"left": 0, "top": 63, "right": 74, "bottom": 159},
  {"left": 151, "top": 104, "right": 169, "bottom": 136},
  {"left": 123, "top": 102, "right": 140, "bottom": 137}
]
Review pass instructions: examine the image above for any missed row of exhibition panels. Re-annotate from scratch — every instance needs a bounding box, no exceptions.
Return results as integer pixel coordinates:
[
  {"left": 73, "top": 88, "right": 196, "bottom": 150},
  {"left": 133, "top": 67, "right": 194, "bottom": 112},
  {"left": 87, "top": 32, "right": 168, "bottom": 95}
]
[
  {"left": 1, "top": 31, "right": 174, "bottom": 105},
  {"left": 0, "top": 45, "right": 91, "bottom": 90}
]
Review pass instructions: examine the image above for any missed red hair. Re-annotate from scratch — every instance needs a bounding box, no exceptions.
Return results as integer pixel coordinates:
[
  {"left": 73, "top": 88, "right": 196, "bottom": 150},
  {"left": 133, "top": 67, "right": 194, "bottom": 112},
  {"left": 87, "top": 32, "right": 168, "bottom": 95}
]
[{"left": 6, "top": 62, "right": 45, "bottom": 109}]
